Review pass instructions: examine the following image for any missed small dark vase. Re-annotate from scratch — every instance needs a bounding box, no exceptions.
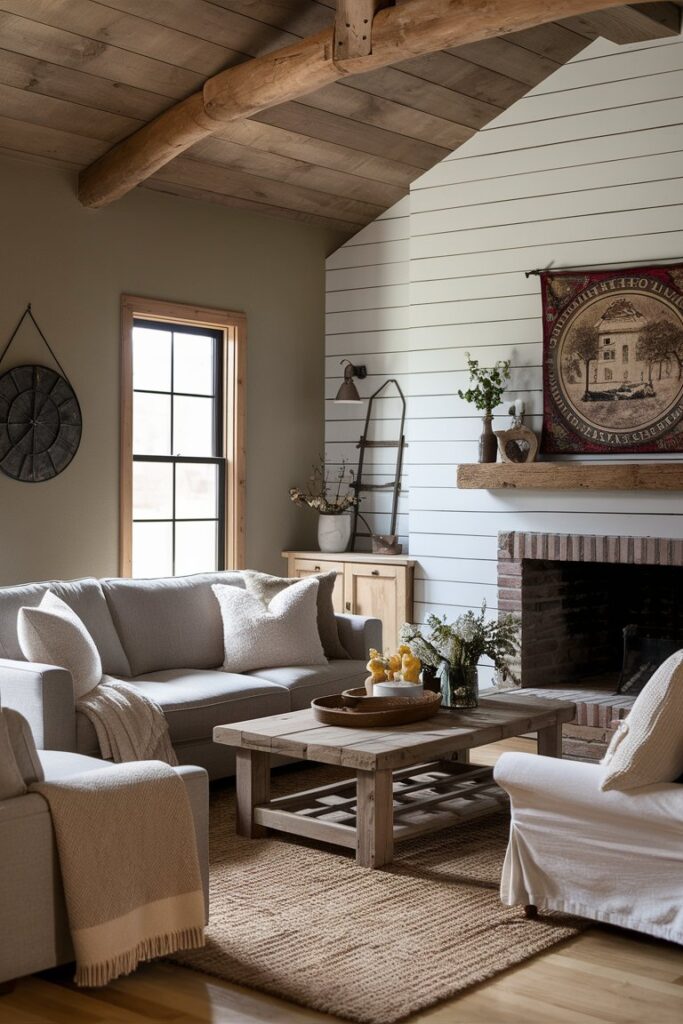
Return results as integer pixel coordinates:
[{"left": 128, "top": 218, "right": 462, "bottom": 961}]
[
  {"left": 438, "top": 662, "right": 479, "bottom": 709},
  {"left": 479, "top": 413, "right": 497, "bottom": 463},
  {"left": 420, "top": 664, "right": 440, "bottom": 694}
]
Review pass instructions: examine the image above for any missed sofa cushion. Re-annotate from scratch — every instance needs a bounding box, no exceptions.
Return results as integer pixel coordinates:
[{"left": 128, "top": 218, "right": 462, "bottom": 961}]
[
  {"left": 0, "top": 578, "right": 131, "bottom": 677},
  {"left": 39, "top": 749, "right": 109, "bottom": 780},
  {"left": 213, "top": 578, "right": 326, "bottom": 674},
  {"left": 18, "top": 592, "right": 102, "bottom": 699},
  {"left": 243, "top": 570, "right": 349, "bottom": 660},
  {"left": 247, "top": 659, "right": 368, "bottom": 711},
  {"left": 76, "top": 669, "right": 290, "bottom": 753},
  {"left": 102, "top": 572, "right": 245, "bottom": 676}
]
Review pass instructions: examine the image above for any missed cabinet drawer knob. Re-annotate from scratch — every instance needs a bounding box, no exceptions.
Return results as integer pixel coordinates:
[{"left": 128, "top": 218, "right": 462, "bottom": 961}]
[
  {"left": 314, "top": 565, "right": 321, "bottom": 571},
  {"left": 345, "top": 601, "right": 351, "bottom": 611},
  {"left": 371, "top": 569, "right": 380, "bottom": 576}
]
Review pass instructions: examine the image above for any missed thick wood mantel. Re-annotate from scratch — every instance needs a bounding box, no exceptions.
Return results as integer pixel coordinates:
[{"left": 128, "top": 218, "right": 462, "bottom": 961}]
[{"left": 456, "top": 462, "right": 683, "bottom": 490}]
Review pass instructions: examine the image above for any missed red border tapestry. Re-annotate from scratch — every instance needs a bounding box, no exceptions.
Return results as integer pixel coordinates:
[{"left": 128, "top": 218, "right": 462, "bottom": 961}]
[{"left": 541, "top": 264, "right": 683, "bottom": 455}]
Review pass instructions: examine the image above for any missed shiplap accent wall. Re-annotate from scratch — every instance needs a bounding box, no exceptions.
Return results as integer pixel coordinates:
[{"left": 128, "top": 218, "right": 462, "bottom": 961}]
[{"left": 326, "top": 35, "right": 683, "bottom": 683}]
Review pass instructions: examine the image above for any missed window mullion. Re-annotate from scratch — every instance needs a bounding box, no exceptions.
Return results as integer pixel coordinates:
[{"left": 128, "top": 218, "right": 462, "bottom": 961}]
[{"left": 172, "top": 460, "right": 177, "bottom": 576}]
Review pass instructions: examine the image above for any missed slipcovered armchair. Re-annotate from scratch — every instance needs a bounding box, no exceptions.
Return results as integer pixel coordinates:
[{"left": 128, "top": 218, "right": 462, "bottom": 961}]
[{"left": 493, "top": 752, "right": 683, "bottom": 945}]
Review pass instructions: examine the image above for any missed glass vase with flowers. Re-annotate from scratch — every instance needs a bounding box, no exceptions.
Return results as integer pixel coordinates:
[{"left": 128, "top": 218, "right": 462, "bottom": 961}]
[{"left": 400, "top": 603, "right": 519, "bottom": 709}]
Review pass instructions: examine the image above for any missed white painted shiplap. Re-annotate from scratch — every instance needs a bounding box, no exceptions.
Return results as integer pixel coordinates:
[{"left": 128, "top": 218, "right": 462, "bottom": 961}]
[{"left": 325, "top": 37, "right": 683, "bottom": 682}]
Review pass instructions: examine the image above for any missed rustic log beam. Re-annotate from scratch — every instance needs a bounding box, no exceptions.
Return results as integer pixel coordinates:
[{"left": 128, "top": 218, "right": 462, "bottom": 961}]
[
  {"left": 562, "top": 2, "right": 680, "bottom": 43},
  {"left": 78, "top": 0, "right": 677, "bottom": 209},
  {"left": 335, "top": 0, "right": 389, "bottom": 59}
]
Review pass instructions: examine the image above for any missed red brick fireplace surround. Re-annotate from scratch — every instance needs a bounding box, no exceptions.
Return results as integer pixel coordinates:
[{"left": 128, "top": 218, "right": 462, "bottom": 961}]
[{"left": 497, "top": 531, "right": 683, "bottom": 760}]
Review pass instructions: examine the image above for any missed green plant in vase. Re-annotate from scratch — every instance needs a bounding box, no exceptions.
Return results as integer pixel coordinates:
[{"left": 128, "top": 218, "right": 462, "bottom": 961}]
[
  {"left": 400, "top": 603, "right": 519, "bottom": 709},
  {"left": 457, "top": 354, "right": 511, "bottom": 463}
]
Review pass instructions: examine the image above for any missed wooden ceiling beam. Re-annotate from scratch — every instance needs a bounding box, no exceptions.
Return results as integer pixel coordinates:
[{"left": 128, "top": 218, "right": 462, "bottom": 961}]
[{"left": 78, "top": 0, "right": 676, "bottom": 209}]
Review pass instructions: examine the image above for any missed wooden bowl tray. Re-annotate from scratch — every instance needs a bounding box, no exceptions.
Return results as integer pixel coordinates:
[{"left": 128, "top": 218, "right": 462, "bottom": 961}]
[
  {"left": 311, "top": 690, "right": 442, "bottom": 727},
  {"left": 340, "top": 686, "right": 421, "bottom": 707}
]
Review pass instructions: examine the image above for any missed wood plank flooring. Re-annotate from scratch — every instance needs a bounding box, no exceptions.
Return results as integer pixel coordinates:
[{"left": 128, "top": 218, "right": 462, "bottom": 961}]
[{"left": 1, "top": 738, "right": 682, "bottom": 1024}]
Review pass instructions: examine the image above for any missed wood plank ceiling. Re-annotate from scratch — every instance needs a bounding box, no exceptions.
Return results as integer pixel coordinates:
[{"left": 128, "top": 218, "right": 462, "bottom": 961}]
[{"left": 0, "top": 1, "right": 680, "bottom": 236}]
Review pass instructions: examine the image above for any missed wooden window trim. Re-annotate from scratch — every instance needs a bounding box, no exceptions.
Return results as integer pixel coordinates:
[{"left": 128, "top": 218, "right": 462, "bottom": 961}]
[{"left": 120, "top": 295, "right": 246, "bottom": 576}]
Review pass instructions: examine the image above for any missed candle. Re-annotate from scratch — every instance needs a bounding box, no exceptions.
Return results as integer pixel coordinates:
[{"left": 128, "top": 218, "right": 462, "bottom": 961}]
[{"left": 374, "top": 680, "right": 424, "bottom": 700}]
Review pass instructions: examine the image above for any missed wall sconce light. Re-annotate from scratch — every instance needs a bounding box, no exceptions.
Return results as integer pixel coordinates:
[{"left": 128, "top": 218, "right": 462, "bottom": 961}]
[{"left": 334, "top": 359, "right": 367, "bottom": 403}]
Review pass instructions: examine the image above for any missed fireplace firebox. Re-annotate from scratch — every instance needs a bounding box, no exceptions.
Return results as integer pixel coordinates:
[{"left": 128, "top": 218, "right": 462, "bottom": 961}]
[{"left": 497, "top": 532, "right": 683, "bottom": 760}]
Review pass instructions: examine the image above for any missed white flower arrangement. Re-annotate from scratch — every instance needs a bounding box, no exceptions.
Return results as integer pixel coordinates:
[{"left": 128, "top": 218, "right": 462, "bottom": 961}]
[{"left": 400, "top": 602, "right": 519, "bottom": 681}]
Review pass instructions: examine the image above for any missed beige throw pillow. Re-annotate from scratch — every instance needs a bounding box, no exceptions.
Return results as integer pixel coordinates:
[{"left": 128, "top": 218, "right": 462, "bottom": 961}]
[
  {"left": 601, "top": 650, "right": 683, "bottom": 792},
  {"left": 212, "top": 577, "right": 326, "bottom": 674},
  {"left": 243, "top": 570, "right": 349, "bottom": 660},
  {"left": 18, "top": 591, "right": 102, "bottom": 699}
]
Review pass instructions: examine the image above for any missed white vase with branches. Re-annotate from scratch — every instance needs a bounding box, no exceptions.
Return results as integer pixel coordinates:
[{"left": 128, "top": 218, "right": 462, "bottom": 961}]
[{"left": 290, "top": 458, "right": 358, "bottom": 553}]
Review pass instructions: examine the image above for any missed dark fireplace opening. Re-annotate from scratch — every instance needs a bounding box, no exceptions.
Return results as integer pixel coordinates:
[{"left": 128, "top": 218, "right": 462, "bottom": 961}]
[{"left": 520, "top": 559, "right": 683, "bottom": 691}]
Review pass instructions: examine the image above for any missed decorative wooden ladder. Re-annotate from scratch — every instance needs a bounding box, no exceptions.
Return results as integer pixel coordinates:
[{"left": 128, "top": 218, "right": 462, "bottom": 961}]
[{"left": 350, "top": 378, "right": 406, "bottom": 550}]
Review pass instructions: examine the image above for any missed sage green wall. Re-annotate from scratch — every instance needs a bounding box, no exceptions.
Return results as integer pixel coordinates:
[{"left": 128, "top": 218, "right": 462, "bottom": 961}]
[{"left": 0, "top": 154, "right": 344, "bottom": 585}]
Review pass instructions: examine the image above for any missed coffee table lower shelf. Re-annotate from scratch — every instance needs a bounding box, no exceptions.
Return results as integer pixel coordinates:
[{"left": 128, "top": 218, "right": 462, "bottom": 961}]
[{"left": 245, "top": 760, "right": 508, "bottom": 868}]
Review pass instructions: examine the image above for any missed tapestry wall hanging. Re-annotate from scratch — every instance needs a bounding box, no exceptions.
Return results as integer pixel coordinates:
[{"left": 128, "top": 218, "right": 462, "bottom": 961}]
[{"left": 541, "top": 264, "right": 683, "bottom": 455}]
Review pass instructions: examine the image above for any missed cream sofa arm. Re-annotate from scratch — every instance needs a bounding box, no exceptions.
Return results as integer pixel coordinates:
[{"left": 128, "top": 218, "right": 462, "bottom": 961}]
[
  {"left": 0, "top": 659, "right": 76, "bottom": 751},
  {"left": 334, "top": 614, "right": 382, "bottom": 661},
  {"left": 494, "top": 751, "right": 683, "bottom": 826}
]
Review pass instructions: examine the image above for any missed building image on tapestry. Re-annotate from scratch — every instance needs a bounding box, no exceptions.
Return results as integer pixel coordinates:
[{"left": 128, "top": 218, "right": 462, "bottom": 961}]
[{"left": 541, "top": 264, "right": 683, "bottom": 454}]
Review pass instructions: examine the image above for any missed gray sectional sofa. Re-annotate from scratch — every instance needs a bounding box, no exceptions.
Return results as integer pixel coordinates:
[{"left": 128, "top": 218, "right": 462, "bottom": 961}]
[{"left": 0, "top": 572, "right": 380, "bottom": 779}]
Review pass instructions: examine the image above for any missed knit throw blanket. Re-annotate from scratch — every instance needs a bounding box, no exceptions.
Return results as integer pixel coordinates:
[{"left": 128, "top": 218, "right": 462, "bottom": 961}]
[
  {"left": 32, "top": 760, "right": 205, "bottom": 986},
  {"left": 78, "top": 678, "right": 178, "bottom": 765}
]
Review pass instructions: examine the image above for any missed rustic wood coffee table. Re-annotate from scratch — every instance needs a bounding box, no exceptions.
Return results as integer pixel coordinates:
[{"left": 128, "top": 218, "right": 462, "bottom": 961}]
[{"left": 214, "top": 693, "right": 575, "bottom": 869}]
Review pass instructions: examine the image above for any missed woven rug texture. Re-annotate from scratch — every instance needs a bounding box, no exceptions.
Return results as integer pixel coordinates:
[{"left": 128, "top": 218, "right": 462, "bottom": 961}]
[{"left": 172, "top": 766, "right": 582, "bottom": 1024}]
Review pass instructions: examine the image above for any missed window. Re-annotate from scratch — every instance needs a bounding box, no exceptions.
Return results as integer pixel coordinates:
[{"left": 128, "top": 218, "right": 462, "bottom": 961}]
[
  {"left": 604, "top": 368, "right": 613, "bottom": 381},
  {"left": 622, "top": 344, "right": 629, "bottom": 362},
  {"left": 121, "top": 297, "right": 245, "bottom": 578}
]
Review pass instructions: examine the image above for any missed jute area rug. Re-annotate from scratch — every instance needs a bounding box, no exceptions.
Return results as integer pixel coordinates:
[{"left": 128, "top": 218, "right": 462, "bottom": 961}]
[{"left": 172, "top": 765, "right": 582, "bottom": 1024}]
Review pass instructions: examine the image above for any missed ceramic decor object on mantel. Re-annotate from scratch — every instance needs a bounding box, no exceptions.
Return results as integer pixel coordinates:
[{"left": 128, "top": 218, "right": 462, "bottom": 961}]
[
  {"left": 479, "top": 414, "right": 497, "bottom": 464},
  {"left": 495, "top": 401, "right": 539, "bottom": 464}
]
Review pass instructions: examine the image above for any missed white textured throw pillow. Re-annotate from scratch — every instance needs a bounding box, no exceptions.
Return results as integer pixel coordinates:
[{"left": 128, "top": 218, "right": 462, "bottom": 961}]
[
  {"left": 601, "top": 650, "right": 683, "bottom": 792},
  {"left": 212, "top": 577, "right": 326, "bottom": 674},
  {"left": 18, "top": 591, "right": 102, "bottom": 699}
]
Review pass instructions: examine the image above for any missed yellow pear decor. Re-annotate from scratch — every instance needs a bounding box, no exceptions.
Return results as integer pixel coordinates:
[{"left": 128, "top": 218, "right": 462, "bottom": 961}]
[{"left": 365, "top": 644, "right": 422, "bottom": 687}]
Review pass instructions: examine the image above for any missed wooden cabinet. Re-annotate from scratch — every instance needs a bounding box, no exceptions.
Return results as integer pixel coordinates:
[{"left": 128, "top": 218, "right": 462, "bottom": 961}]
[{"left": 283, "top": 551, "right": 415, "bottom": 653}]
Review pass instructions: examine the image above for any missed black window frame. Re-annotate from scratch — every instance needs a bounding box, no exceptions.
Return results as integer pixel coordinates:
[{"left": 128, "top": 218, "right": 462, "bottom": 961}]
[{"left": 131, "top": 316, "right": 226, "bottom": 575}]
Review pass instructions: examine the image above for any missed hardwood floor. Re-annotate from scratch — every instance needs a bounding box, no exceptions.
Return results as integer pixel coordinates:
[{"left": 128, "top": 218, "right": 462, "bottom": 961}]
[{"left": 2, "top": 739, "right": 682, "bottom": 1024}]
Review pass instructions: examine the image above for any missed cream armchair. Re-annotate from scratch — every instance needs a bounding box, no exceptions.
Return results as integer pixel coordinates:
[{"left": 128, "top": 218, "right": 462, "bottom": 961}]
[{"left": 493, "top": 752, "right": 683, "bottom": 945}]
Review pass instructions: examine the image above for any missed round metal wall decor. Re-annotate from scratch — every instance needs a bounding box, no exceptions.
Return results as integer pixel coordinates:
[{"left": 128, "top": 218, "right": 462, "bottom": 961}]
[{"left": 0, "top": 364, "right": 82, "bottom": 482}]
